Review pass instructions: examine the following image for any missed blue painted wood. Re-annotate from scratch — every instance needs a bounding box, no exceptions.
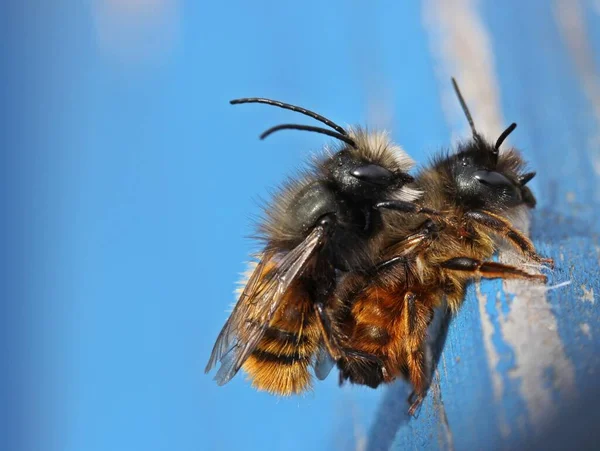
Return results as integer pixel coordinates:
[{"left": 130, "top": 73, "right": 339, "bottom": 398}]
[
  {"left": 13, "top": 1, "right": 599, "bottom": 450},
  {"left": 363, "top": 2, "right": 600, "bottom": 450}
]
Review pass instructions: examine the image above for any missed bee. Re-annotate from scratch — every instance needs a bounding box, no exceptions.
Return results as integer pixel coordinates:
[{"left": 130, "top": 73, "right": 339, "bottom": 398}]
[
  {"left": 329, "top": 79, "right": 553, "bottom": 414},
  {"left": 205, "top": 98, "right": 438, "bottom": 395}
]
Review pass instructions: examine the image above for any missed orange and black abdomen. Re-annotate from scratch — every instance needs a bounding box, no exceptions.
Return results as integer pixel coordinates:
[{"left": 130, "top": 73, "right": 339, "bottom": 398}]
[
  {"left": 337, "top": 276, "right": 436, "bottom": 392},
  {"left": 335, "top": 279, "right": 406, "bottom": 386},
  {"left": 343, "top": 284, "right": 401, "bottom": 355},
  {"left": 242, "top": 279, "right": 320, "bottom": 395}
]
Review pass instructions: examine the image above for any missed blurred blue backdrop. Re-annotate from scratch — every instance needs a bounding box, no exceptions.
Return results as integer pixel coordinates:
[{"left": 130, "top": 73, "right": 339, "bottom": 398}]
[{"left": 2, "top": 1, "right": 600, "bottom": 451}]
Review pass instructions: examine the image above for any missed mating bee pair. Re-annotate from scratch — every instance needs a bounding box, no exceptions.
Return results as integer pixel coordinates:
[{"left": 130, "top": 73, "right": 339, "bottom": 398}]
[{"left": 205, "top": 79, "right": 552, "bottom": 414}]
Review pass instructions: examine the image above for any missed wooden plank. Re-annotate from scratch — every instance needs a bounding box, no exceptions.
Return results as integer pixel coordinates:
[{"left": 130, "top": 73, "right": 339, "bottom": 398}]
[
  {"left": 361, "top": 1, "right": 600, "bottom": 449},
  {"left": 14, "top": 1, "right": 598, "bottom": 450}
]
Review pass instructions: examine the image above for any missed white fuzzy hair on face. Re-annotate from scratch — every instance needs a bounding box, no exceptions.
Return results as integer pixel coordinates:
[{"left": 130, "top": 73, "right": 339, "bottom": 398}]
[
  {"left": 347, "top": 128, "right": 422, "bottom": 202},
  {"left": 347, "top": 127, "right": 415, "bottom": 173},
  {"left": 388, "top": 184, "right": 422, "bottom": 202}
]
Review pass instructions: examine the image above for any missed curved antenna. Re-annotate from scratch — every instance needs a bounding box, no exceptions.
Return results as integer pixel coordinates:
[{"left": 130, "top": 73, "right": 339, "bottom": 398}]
[
  {"left": 230, "top": 98, "right": 348, "bottom": 136},
  {"left": 495, "top": 122, "right": 517, "bottom": 150},
  {"left": 259, "top": 123, "right": 356, "bottom": 147},
  {"left": 451, "top": 78, "right": 482, "bottom": 142}
]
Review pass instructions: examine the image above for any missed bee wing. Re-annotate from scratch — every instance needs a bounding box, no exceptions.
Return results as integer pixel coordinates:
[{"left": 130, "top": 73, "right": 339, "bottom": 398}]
[
  {"left": 205, "top": 225, "right": 326, "bottom": 386},
  {"left": 313, "top": 344, "right": 335, "bottom": 380},
  {"left": 204, "top": 253, "right": 271, "bottom": 374}
]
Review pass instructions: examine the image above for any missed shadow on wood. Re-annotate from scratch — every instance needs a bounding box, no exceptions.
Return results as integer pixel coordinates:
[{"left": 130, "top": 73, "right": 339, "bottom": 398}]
[{"left": 366, "top": 306, "right": 453, "bottom": 451}]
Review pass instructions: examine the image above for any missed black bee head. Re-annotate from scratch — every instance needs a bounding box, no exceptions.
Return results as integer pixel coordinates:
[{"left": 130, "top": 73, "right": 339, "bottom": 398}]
[
  {"left": 449, "top": 129, "right": 537, "bottom": 210},
  {"left": 448, "top": 79, "right": 536, "bottom": 211},
  {"left": 229, "top": 98, "right": 418, "bottom": 203},
  {"left": 326, "top": 148, "right": 414, "bottom": 200},
  {"left": 322, "top": 128, "right": 418, "bottom": 202}
]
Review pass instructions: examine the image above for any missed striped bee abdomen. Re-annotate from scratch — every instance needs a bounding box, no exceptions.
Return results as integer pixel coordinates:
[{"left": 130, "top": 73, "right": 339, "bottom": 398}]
[{"left": 242, "top": 280, "right": 320, "bottom": 395}]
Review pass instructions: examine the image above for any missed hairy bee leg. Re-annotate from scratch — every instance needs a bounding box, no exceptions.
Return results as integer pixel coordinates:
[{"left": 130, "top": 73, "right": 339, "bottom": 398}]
[
  {"left": 314, "top": 302, "right": 342, "bottom": 360},
  {"left": 373, "top": 220, "right": 439, "bottom": 274},
  {"left": 392, "top": 219, "right": 439, "bottom": 253},
  {"left": 464, "top": 210, "right": 554, "bottom": 267},
  {"left": 375, "top": 256, "right": 408, "bottom": 272},
  {"left": 402, "top": 292, "right": 434, "bottom": 407},
  {"left": 441, "top": 257, "right": 548, "bottom": 283},
  {"left": 314, "top": 302, "right": 386, "bottom": 373},
  {"left": 407, "top": 391, "right": 425, "bottom": 417},
  {"left": 375, "top": 200, "right": 441, "bottom": 216}
]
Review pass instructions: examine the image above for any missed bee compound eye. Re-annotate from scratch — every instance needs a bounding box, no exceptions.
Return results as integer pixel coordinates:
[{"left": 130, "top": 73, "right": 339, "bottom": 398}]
[
  {"left": 351, "top": 164, "right": 395, "bottom": 186},
  {"left": 474, "top": 170, "right": 514, "bottom": 187}
]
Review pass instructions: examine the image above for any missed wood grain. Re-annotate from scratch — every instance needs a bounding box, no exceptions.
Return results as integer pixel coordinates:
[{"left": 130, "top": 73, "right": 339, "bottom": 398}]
[{"left": 362, "top": 2, "right": 600, "bottom": 449}]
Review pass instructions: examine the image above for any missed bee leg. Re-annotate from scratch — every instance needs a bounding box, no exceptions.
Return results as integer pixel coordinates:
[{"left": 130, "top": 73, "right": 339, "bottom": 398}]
[
  {"left": 341, "top": 349, "right": 386, "bottom": 373},
  {"left": 464, "top": 210, "right": 554, "bottom": 267},
  {"left": 314, "top": 302, "right": 344, "bottom": 360},
  {"left": 337, "top": 353, "right": 387, "bottom": 388},
  {"left": 314, "top": 302, "right": 387, "bottom": 381},
  {"left": 374, "top": 256, "right": 408, "bottom": 272},
  {"left": 375, "top": 200, "right": 441, "bottom": 216},
  {"left": 372, "top": 220, "right": 439, "bottom": 275},
  {"left": 402, "top": 292, "right": 434, "bottom": 415},
  {"left": 441, "top": 257, "right": 548, "bottom": 283},
  {"left": 407, "top": 391, "right": 425, "bottom": 417}
]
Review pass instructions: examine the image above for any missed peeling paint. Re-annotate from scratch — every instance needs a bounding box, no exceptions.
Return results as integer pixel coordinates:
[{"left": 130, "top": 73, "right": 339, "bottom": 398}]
[
  {"left": 580, "top": 285, "right": 595, "bottom": 304},
  {"left": 351, "top": 404, "right": 367, "bottom": 451},
  {"left": 498, "top": 420, "right": 511, "bottom": 440},
  {"left": 580, "top": 323, "right": 592, "bottom": 339},
  {"left": 431, "top": 374, "right": 455, "bottom": 451},
  {"left": 476, "top": 286, "right": 513, "bottom": 440},
  {"left": 423, "top": 0, "right": 586, "bottom": 446},
  {"left": 475, "top": 284, "right": 503, "bottom": 401},
  {"left": 499, "top": 278, "right": 577, "bottom": 431},
  {"left": 554, "top": 0, "right": 600, "bottom": 177},
  {"left": 500, "top": 213, "right": 577, "bottom": 432},
  {"left": 554, "top": 0, "right": 600, "bottom": 122},
  {"left": 423, "top": 0, "right": 506, "bottom": 139},
  {"left": 441, "top": 353, "right": 448, "bottom": 380}
]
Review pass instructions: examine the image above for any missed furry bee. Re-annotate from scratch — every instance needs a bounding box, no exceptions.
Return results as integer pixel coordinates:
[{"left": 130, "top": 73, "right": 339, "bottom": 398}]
[
  {"left": 205, "top": 98, "right": 437, "bottom": 395},
  {"left": 329, "top": 79, "right": 553, "bottom": 414}
]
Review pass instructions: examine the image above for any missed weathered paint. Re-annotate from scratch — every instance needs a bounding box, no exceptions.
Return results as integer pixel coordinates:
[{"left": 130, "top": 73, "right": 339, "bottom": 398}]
[{"left": 357, "top": 1, "right": 600, "bottom": 449}]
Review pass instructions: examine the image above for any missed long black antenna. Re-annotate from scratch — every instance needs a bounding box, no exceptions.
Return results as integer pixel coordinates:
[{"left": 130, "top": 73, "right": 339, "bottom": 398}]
[
  {"left": 495, "top": 122, "right": 517, "bottom": 150},
  {"left": 230, "top": 98, "right": 348, "bottom": 136},
  {"left": 451, "top": 78, "right": 482, "bottom": 142},
  {"left": 259, "top": 123, "right": 356, "bottom": 147}
]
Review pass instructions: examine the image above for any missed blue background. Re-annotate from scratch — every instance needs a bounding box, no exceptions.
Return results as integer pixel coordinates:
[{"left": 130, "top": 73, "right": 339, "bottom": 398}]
[{"left": 2, "top": 1, "right": 599, "bottom": 450}]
